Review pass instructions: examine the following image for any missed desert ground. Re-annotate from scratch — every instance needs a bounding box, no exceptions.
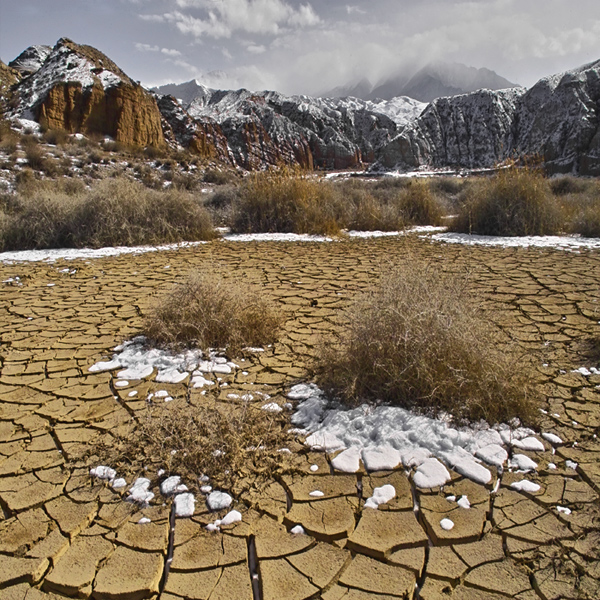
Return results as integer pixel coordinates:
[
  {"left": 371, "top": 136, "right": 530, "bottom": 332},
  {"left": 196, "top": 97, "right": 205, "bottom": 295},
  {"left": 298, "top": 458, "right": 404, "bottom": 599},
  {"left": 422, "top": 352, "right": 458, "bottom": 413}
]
[{"left": 0, "top": 230, "right": 599, "bottom": 600}]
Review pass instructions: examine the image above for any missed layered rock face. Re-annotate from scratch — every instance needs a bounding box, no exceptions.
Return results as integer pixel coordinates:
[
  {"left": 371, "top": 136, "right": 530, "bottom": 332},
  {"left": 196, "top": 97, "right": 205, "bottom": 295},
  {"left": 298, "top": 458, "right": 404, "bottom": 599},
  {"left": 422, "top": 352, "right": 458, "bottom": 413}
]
[
  {"left": 377, "top": 59, "right": 600, "bottom": 175},
  {"left": 183, "top": 89, "right": 405, "bottom": 169},
  {"left": 10, "top": 38, "right": 165, "bottom": 148},
  {"left": 0, "top": 60, "right": 21, "bottom": 112},
  {"left": 8, "top": 45, "right": 52, "bottom": 76}
]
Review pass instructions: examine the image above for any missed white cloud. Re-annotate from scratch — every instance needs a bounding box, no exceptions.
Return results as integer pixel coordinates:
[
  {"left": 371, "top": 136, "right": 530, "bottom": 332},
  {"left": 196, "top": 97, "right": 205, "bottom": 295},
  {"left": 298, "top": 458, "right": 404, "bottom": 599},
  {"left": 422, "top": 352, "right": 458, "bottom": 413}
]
[
  {"left": 135, "top": 42, "right": 160, "bottom": 52},
  {"left": 247, "top": 44, "right": 266, "bottom": 54},
  {"left": 346, "top": 5, "right": 366, "bottom": 15},
  {"left": 135, "top": 42, "right": 182, "bottom": 58},
  {"left": 161, "top": 47, "right": 182, "bottom": 57},
  {"left": 154, "top": 0, "right": 321, "bottom": 39}
]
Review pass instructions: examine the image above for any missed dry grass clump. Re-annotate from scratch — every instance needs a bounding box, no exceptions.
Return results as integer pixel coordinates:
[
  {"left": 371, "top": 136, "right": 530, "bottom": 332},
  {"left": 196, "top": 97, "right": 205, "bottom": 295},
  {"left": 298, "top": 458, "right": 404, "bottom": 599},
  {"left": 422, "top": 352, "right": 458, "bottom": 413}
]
[
  {"left": 554, "top": 178, "right": 600, "bottom": 238},
  {"left": 143, "top": 273, "right": 282, "bottom": 353},
  {"left": 396, "top": 180, "right": 444, "bottom": 226},
  {"left": 452, "top": 168, "right": 560, "bottom": 236},
  {"left": 231, "top": 168, "right": 345, "bottom": 235},
  {"left": 104, "top": 399, "right": 292, "bottom": 490},
  {"left": 0, "top": 176, "right": 216, "bottom": 250},
  {"left": 316, "top": 260, "right": 538, "bottom": 424}
]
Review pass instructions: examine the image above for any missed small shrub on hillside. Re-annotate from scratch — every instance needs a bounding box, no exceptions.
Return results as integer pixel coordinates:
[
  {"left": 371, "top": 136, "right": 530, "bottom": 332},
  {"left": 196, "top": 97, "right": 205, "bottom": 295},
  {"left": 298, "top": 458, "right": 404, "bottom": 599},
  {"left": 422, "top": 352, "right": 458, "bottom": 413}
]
[
  {"left": 42, "top": 128, "right": 69, "bottom": 146},
  {"left": 337, "top": 181, "right": 403, "bottom": 231},
  {"left": 25, "top": 145, "right": 47, "bottom": 171},
  {"left": 316, "top": 261, "right": 538, "bottom": 424},
  {"left": 203, "top": 168, "right": 237, "bottom": 185},
  {"left": 452, "top": 168, "right": 560, "bottom": 236},
  {"left": 143, "top": 273, "right": 282, "bottom": 353},
  {"left": 230, "top": 168, "right": 345, "bottom": 235},
  {"left": 549, "top": 176, "right": 592, "bottom": 197}
]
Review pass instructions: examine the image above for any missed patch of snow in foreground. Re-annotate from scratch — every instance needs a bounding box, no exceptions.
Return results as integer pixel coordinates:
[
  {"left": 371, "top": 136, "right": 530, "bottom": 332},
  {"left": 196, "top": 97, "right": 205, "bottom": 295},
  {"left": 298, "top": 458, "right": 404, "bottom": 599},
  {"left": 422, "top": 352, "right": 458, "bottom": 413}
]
[
  {"left": 222, "top": 232, "right": 333, "bottom": 243},
  {"left": 89, "top": 336, "right": 238, "bottom": 385},
  {"left": 427, "top": 232, "right": 600, "bottom": 251},
  {"left": 0, "top": 241, "right": 206, "bottom": 264},
  {"left": 364, "top": 484, "right": 396, "bottom": 509},
  {"left": 174, "top": 493, "right": 195, "bottom": 517},
  {"left": 289, "top": 384, "right": 553, "bottom": 488},
  {"left": 207, "top": 491, "right": 233, "bottom": 511}
]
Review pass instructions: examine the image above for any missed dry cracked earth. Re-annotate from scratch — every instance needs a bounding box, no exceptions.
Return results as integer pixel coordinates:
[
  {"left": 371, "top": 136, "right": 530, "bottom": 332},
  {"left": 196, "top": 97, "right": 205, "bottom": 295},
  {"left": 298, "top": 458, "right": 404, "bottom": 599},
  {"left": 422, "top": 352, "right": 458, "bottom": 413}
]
[{"left": 0, "top": 234, "right": 599, "bottom": 600}]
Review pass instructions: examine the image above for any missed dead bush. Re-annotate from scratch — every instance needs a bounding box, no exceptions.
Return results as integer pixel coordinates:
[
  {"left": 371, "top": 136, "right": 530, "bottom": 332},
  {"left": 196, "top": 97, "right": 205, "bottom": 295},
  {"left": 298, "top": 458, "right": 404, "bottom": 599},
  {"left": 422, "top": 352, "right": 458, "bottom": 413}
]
[
  {"left": 230, "top": 168, "right": 345, "bottom": 235},
  {"left": 452, "top": 168, "right": 560, "bottom": 236},
  {"left": 103, "top": 399, "right": 292, "bottom": 490},
  {"left": 316, "top": 260, "right": 539, "bottom": 425},
  {"left": 396, "top": 180, "right": 444, "bottom": 226},
  {"left": 143, "top": 272, "right": 282, "bottom": 354}
]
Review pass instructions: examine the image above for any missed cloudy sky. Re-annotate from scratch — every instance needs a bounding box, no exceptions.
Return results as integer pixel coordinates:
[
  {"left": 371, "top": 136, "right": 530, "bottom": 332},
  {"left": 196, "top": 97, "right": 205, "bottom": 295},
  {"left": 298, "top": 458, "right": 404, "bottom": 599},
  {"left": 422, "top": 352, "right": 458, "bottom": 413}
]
[{"left": 1, "top": 0, "right": 600, "bottom": 95}]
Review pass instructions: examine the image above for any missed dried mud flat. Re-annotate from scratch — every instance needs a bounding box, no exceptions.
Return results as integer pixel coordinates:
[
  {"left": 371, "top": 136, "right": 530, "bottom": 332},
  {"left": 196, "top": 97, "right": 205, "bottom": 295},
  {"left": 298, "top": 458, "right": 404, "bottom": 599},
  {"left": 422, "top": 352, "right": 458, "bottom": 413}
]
[{"left": 0, "top": 233, "right": 599, "bottom": 600}]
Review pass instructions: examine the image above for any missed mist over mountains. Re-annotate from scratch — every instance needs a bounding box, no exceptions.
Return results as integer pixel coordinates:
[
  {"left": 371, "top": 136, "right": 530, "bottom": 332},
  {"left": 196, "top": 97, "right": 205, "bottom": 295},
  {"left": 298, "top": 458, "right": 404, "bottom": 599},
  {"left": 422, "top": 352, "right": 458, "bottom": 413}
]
[{"left": 322, "top": 61, "right": 517, "bottom": 102}]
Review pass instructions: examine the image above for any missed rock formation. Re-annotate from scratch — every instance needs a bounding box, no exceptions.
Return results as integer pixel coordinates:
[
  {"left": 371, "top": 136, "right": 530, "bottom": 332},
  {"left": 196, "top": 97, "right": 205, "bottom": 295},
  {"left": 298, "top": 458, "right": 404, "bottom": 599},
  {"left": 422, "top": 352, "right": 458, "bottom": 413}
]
[
  {"left": 9, "top": 38, "right": 165, "bottom": 148},
  {"left": 8, "top": 45, "right": 52, "bottom": 76},
  {"left": 376, "top": 59, "right": 600, "bottom": 175}
]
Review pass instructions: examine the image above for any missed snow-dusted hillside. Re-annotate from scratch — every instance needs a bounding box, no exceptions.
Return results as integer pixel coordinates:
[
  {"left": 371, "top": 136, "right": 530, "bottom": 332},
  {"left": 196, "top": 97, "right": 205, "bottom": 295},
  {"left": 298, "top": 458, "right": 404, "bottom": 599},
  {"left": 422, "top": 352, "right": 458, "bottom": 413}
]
[
  {"left": 376, "top": 59, "right": 600, "bottom": 175},
  {"left": 8, "top": 45, "right": 52, "bottom": 76}
]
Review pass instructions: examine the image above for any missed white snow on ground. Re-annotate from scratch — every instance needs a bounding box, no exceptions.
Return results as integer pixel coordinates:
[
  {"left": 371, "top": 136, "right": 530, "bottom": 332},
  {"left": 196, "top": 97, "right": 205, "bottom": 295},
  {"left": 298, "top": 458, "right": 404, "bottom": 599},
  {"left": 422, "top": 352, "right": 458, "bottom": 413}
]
[
  {"left": 222, "top": 232, "right": 333, "bottom": 243},
  {"left": 290, "top": 525, "right": 305, "bottom": 535},
  {"left": 220, "top": 509, "right": 242, "bottom": 526},
  {"left": 573, "top": 366, "right": 600, "bottom": 376},
  {"left": 89, "top": 336, "right": 238, "bottom": 385},
  {"left": 160, "top": 476, "right": 181, "bottom": 496},
  {"left": 174, "top": 493, "right": 195, "bottom": 517},
  {"left": 289, "top": 383, "right": 555, "bottom": 488},
  {"left": 90, "top": 466, "right": 116, "bottom": 480},
  {"left": 440, "top": 518, "right": 455, "bottom": 531},
  {"left": 127, "top": 478, "right": 154, "bottom": 505},
  {"left": 510, "top": 480, "right": 541, "bottom": 493},
  {"left": 457, "top": 495, "right": 471, "bottom": 509},
  {"left": 556, "top": 506, "right": 572, "bottom": 515},
  {"left": 207, "top": 491, "right": 233, "bottom": 511},
  {"left": 347, "top": 226, "right": 446, "bottom": 239},
  {"left": 427, "top": 232, "right": 600, "bottom": 251},
  {"left": 364, "top": 484, "right": 396, "bottom": 509},
  {"left": 541, "top": 432, "right": 563, "bottom": 445},
  {"left": 0, "top": 241, "right": 206, "bottom": 264},
  {"left": 508, "top": 454, "right": 538, "bottom": 472}
]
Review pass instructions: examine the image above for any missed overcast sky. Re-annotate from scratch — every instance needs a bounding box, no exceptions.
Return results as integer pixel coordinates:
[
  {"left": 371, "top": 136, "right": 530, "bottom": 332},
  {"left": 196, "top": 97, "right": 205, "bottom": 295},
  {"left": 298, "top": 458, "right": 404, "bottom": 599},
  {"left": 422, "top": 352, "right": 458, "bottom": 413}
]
[{"left": 2, "top": 0, "right": 600, "bottom": 95}]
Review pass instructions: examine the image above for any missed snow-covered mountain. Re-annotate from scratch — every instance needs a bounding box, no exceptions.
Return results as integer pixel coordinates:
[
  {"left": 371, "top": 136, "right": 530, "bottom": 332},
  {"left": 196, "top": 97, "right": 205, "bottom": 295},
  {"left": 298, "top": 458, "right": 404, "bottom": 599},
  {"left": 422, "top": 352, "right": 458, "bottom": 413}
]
[
  {"left": 2, "top": 38, "right": 599, "bottom": 175},
  {"left": 376, "top": 58, "right": 600, "bottom": 175},
  {"left": 322, "top": 61, "right": 516, "bottom": 103}
]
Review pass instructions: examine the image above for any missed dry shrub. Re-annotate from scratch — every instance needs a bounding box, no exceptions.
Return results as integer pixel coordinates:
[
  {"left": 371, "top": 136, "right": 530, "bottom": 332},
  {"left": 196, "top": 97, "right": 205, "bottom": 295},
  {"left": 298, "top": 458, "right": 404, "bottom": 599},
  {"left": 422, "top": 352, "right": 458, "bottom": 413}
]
[
  {"left": 452, "top": 168, "right": 560, "bottom": 236},
  {"left": 42, "top": 128, "right": 69, "bottom": 146},
  {"left": 144, "top": 273, "right": 282, "bottom": 354},
  {"left": 0, "top": 176, "right": 216, "bottom": 250},
  {"left": 556, "top": 179, "right": 600, "bottom": 238},
  {"left": 316, "top": 260, "right": 538, "bottom": 424},
  {"left": 104, "top": 399, "right": 291, "bottom": 489},
  {"left": 396, "top": 180, "right": 444, "bottom": 226},
  {"left": 230, "top": 168, "right": 345, "bottom": 235},
  {"left": 24, "top": 144, "right": 47, "bottom": 171},
  {"left": 203, "top": 168, "right": 237, "bottom": 185},
  {"left": 72, "top": 178, "right": 216, "bottom": 247}
]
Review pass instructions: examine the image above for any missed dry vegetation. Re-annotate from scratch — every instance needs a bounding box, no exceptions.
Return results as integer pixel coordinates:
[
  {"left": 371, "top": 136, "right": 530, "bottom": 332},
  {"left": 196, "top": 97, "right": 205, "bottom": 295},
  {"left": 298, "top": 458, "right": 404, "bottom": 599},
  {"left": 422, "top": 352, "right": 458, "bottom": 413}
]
[
  {"left": 101, "top": 398, "right": 292, "bottom": 490},
  {"left": 316, "top": 259, "right": 539, "bottom": 424},
  {"left": 0, "top": 176, "right": 216, "bottom": 250},
  {"left": 452, "top": 168, "right": 600, "bottom": 237},
  {"left": 143, "top": 272, "right": 283, "bottom": 353}
]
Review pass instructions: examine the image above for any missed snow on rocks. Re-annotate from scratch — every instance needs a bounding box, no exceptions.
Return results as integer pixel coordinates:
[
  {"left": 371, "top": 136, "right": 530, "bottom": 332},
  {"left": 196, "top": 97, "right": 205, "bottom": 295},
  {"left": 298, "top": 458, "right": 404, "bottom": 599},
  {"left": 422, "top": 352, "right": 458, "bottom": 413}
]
[
  {"left": 457, "top": 495, "right": 471, "bottom": 509},
  {"left": 290, "top": 525, "right": 305, "bottom": 535},
  {"left": 174, "top": 493, "right": 196, "bottom": 517},
  {"left": 127, "top": 478, "right": 155, "bottom": 506},
  {"left": 413, "top": 458, "right": 451, "bottom": 489},
  {"left": 207, "top": 491, "right": 233, "bottom": 511},
  {"left": 90, "top": 466, "right": 116, "bottom": 480},
  {"left": 309, "top": 490, "right": 325, "bottom": 497},
  {"left": 220, "top": 510, "right": 242, "bottom": 526},
  {"left": 364, "top": 484, "right": 396, "bottom": 509},
  {"left": 508, "top": 454, "right": 538, "bottom": 472},
  {"left": 331, "top": 447, "right": 362, "bottom": 473},
  {"left": 89, "top": 336, "right": 238, "bottom": 385},
  {"left": 112, "top": 478, "right": 127, "bottom": 489},
  {"left": 510, "top": 480, "right": 541, "bottom": 493},
  {"left": 440, "top": 518, "right": 455, "bottom": 531},
  {"left": 138, "top": 517, "right": 152, "bottom": 525},
  {"left": 288, "top": 383, "right": 555, "bottom": 487},
  {"left": 160, "top": 476, "right": 182, "bottom": 496},
  {"left": 541, "top": 432, "right": 563, "bottom": 445}
]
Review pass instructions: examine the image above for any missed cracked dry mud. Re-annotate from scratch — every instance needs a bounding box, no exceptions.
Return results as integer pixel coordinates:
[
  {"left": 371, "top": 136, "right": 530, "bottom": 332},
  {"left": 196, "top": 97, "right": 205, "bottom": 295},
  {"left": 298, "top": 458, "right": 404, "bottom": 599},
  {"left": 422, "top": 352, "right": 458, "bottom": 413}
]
[{"left": 0, "top": 234, "right": 599, "bottom": 600}]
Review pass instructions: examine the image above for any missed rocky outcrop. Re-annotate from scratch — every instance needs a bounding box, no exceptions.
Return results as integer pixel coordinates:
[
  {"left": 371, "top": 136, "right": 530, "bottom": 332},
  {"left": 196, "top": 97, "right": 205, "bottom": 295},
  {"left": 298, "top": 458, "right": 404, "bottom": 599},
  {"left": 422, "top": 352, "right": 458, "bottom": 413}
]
[
  {"left": 8, "top": 45, "right": 52, "bottom": 76},
  {"left": 156, "top": 93, "right": 232, "bottom": 162},
  {"left": 376, "top": 59, "right": 600, "bottom": 175},
  {"left": 10, "top": 38, "right": 165, "bottom": 148},
  {"left": 183, "top": 89, "right": 405, "bottom": 169},
  {"left": 0, "top": 60, "right": 21, "bottom": 112}
]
